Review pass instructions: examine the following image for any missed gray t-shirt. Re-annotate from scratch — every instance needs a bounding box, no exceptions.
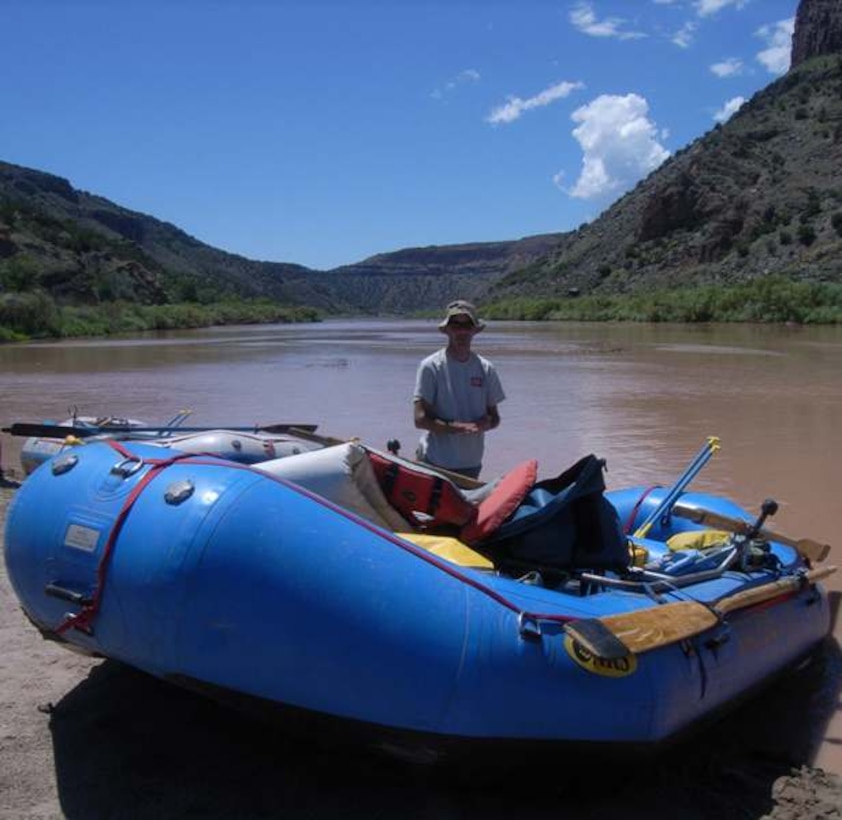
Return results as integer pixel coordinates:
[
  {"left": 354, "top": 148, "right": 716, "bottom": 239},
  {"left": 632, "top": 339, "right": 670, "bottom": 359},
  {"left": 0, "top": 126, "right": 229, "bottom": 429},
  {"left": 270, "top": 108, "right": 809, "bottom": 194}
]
[{"left": 413, "top": 348, "right": 505, "bottom": 470}]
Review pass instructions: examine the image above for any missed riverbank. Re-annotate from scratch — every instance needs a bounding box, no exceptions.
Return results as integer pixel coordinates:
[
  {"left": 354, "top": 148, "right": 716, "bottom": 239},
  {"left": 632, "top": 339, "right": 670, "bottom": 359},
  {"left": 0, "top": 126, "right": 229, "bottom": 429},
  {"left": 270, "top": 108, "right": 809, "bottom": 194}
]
[
  {"left": 1, "top": 484, "right": 840, "bottom": 819},
  {"left": 0, "top": 296, "right": 321, "bottom": 342},
  {"left": 483, "top": 276, "right": 842, "bottom": 324}
]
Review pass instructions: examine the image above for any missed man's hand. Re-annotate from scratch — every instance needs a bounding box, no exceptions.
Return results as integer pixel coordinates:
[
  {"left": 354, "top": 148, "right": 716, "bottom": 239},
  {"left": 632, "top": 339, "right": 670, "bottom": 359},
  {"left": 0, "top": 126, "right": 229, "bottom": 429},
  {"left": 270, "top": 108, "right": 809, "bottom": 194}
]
[{"left": 449, "top": 420, "right": 482, "bottom": 434}]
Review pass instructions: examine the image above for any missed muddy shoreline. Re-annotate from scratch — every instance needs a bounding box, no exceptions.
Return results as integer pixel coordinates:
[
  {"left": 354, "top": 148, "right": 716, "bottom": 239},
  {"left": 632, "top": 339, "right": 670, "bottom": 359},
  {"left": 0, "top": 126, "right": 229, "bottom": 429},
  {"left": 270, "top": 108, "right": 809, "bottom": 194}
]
[{"left": 1, "top": 484, "right": 840, "bottom": 819}]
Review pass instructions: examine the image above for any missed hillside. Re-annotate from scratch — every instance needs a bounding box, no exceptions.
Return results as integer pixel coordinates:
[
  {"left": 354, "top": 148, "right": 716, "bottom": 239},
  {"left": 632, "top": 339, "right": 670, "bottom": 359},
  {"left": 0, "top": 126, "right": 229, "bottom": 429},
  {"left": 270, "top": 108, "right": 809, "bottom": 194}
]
[
  {"left": 490, "top": 52, "right": 842, "bottom": 301},
  {"left": 0, "top": 162, "right": 560, "bottom": 314},
  {"left": 0, "top": 162, "right": 344, "bottom": 310}
]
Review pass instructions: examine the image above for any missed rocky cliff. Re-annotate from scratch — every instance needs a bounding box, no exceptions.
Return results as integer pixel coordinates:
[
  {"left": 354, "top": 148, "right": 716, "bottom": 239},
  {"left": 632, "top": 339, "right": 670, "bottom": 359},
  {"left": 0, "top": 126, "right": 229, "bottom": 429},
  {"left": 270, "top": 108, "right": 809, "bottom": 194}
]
[
  {"left": 490, "top": 50, "right": 842, "bottom": 300},
  {"left": 792, "top": 0, "right": 842, "bottom": 67}
]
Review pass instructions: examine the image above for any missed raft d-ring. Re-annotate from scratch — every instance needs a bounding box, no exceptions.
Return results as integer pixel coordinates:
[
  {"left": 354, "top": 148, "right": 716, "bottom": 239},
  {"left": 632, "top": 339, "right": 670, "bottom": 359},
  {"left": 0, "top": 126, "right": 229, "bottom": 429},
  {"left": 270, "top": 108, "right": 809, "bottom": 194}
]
[
  {"left": 518, "top": 613, "right": 543, "bottom": 641},
  {"left": 51, "top": 453, "right": 79, "bottom": 476},
  {"left": 110, "top": 456, "right": 145, "bottom": 479}
]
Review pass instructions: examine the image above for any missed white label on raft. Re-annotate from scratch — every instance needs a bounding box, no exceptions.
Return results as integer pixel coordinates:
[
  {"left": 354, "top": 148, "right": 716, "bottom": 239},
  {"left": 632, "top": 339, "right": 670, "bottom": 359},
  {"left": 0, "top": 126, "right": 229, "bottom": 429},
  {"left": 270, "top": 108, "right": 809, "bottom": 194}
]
[{"left": 64, "top": 524, "right": 100, "bottom": 553}]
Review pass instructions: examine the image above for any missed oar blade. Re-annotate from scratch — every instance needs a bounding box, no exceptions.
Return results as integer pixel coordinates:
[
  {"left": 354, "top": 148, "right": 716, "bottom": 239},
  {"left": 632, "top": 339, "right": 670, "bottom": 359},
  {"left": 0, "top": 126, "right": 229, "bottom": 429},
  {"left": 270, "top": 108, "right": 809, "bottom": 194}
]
[
  {"left": 566, "top": 565, "right": 836, "bottom": 660},
  {"left": 794, "top": 538, "right": 831, "bottom": 564},
  {"left": 563, "top": 619, "right": 631, "bottom": 660},
  {"left": 566, "top": 602, "right": 719, "bottom": 659}
]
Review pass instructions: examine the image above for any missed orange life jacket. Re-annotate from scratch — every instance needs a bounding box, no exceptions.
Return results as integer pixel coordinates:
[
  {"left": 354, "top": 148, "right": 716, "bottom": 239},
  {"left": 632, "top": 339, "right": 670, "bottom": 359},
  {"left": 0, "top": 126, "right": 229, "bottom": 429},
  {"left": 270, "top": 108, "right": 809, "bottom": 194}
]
[{"left": 367, "top": 452, "right": 477, "bottom": 528}]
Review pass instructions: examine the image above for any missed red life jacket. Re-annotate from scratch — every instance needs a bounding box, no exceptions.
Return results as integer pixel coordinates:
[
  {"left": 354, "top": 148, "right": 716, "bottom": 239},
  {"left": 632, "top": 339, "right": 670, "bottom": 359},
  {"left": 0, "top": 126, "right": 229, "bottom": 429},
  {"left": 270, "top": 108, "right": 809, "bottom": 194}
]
[{"left": 367, "top": 452, "right": 477, "bottom": 528}]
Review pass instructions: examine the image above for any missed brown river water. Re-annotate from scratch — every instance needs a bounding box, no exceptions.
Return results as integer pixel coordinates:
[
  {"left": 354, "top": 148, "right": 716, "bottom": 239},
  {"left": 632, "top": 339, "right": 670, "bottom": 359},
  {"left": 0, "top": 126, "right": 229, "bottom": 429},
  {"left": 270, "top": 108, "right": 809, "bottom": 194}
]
[{"left": 0, "top": 318, "right": 841, "bottom": 797}]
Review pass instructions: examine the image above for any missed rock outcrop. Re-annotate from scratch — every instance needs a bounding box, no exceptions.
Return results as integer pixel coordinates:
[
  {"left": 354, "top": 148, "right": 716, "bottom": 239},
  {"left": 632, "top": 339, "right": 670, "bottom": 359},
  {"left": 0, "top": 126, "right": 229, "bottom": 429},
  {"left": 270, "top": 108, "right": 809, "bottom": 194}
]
[{"left": 791, "top": 0, "right": 842, "bottom": 67}]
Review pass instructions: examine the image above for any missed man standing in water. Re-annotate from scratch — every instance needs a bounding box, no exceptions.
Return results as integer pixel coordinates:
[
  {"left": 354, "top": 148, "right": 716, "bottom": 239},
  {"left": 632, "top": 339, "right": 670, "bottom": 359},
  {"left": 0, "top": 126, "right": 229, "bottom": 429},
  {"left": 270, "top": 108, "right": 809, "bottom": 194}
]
[{"left": 413, "top": 300, "right": 505, "bottom": 479}]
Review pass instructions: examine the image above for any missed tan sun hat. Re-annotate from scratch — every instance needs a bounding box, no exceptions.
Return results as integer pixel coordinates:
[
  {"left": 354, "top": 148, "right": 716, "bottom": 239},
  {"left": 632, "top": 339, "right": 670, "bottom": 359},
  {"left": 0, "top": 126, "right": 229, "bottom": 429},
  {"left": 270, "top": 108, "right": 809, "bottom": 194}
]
[{"left": 438, "top": 300, "right": 486, "bottom": 332}]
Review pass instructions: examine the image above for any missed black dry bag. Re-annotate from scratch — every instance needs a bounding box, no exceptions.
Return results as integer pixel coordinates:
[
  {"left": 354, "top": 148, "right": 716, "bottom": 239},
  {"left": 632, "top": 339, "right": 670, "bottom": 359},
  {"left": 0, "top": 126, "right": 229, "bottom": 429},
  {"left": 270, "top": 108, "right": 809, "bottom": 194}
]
[{"left": 479, "top": 454, "right": 628, "bottom": 573}]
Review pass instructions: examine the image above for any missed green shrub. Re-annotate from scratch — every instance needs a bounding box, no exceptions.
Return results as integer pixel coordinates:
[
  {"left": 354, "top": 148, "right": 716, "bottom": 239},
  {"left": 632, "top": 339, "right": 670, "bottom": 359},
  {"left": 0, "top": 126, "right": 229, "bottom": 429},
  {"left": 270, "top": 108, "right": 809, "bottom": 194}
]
[
  {"left": 0, "top": 255, "right": 38, "bottom": 292},
  {"left": 0, "top": 291, "right": 61, "bottom": 336},
  {"left": 0, "top": 297, "right": 321, "bottom": 342},
  {"left": 483, "top": 277, "right": 842, "bottom": 325},
  {"left": 797, "top": 224, "right": 817, "bottom": 246}
]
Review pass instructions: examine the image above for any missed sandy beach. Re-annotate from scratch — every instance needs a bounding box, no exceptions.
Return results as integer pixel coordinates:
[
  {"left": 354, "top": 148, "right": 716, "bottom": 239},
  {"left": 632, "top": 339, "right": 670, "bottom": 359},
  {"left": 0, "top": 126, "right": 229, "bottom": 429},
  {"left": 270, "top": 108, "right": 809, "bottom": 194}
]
[{"left": 1, "top": 481, "right": 840, "bottom": 820}]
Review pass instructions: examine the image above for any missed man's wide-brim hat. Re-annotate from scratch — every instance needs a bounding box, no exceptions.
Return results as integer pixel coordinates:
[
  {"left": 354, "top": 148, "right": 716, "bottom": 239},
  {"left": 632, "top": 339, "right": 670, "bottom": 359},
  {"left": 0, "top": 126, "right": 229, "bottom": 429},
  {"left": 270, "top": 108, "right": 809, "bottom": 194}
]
[{"left": 439, "top": 300, "right": 486, "bottom": 332}]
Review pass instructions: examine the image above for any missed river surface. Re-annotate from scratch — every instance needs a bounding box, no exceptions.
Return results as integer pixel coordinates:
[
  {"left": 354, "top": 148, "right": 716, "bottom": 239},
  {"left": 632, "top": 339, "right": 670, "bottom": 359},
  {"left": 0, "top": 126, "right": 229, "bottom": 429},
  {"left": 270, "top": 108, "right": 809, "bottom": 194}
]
[{"left": 1, "top": 318, "right": 840, "bottom": 562}]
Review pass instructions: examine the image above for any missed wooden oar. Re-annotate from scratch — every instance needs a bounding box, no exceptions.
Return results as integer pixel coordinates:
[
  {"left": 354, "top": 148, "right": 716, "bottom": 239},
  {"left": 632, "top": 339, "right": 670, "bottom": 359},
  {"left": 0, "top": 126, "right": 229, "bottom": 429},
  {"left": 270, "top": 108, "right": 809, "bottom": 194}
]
[
  {"left": 564, "top": 564, "right": 837, "bottom": 660},
  {"left": 671, "top": 501, "right": 831, "bottom": 563},
  {"left": 2, "top": 422, "right": 319, "bottom": 439}
]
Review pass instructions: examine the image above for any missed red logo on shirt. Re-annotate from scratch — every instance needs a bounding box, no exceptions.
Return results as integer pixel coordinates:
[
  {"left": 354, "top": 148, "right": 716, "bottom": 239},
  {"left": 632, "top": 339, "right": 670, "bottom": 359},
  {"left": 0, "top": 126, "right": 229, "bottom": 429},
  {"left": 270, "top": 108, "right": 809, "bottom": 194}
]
[{"left": 470, "top": 376, "right": 483, "bottom": 387}]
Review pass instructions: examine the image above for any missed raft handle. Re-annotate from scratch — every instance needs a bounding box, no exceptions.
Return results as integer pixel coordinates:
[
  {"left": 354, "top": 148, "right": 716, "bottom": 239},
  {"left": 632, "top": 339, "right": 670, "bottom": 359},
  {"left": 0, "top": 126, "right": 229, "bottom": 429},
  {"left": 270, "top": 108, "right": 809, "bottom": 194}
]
[
  {"left": 110, "top": 455, "right": 145, "bottom": 478},
  {"left": 45, "top": 582, "right": 93, "bottom": 606},
  {"left": 518, "top": 613, "right": 542, "bottom": 641}
]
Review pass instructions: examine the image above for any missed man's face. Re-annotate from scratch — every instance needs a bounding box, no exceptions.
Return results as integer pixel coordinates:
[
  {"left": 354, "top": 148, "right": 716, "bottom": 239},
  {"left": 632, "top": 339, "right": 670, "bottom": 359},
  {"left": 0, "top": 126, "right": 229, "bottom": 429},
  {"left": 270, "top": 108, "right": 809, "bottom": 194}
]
[{"left": 445, "top": 315, "right": 478, "bottom": 341}]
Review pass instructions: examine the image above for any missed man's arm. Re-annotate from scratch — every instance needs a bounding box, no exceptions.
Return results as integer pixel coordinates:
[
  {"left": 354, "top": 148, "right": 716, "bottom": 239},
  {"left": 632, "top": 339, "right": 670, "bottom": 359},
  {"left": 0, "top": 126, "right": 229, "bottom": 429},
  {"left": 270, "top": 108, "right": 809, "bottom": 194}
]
[
  {"left": 415, "top": 398, "right": 500, "bottom": 435},
  {"left": 482, "top": 404, "right": 500, "bottom": 431},
  {"left": 415, "top": 398, "right": 487, "bottom": 435},
  {"left": 414, "top": 398, "right": 454, "bottom": 434}
]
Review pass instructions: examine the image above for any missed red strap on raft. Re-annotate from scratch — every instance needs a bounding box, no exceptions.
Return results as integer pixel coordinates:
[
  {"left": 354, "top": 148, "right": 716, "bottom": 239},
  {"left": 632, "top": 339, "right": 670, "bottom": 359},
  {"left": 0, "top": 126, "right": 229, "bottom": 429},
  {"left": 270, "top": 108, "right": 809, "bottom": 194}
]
[
  {"left": 623, "top": 485, "right": 661, "bottom": 534},
  {"left": 56, "top": 442, "right": 196, "bottom": 635}
]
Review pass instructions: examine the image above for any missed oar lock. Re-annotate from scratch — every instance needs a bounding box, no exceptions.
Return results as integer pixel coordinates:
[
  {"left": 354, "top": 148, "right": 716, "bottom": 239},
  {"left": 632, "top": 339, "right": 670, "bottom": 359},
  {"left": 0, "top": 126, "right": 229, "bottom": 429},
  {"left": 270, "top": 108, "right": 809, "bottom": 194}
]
[
  {"left": 747, "top": 498, "right": 779, "bottom": 539},
  {"left": 734, "top": 497, "right": 781, "bottom": 571}
]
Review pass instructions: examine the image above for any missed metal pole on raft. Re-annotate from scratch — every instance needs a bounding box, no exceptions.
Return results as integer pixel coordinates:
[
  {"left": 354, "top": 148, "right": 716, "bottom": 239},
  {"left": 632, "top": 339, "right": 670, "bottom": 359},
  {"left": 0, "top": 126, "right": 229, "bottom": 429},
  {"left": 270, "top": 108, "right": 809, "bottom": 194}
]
[{"left": 633, "top": 436, "right": 721, "bottom": 539}]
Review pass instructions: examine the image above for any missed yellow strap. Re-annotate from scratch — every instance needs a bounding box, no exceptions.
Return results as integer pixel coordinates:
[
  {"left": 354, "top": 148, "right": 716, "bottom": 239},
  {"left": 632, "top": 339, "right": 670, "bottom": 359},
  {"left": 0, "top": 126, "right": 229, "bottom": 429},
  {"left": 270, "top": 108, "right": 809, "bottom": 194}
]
[
  {"left": 666, "top": 529, "right": 731, "bottom": 552},
  {"left": 397, "top": 532, "right": 492, "bottom": 569}
]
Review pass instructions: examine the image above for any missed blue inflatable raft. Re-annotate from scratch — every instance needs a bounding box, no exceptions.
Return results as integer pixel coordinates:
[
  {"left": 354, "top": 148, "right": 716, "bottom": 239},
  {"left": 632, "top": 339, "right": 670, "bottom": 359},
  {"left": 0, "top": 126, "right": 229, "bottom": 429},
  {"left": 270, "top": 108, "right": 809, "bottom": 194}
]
[{"left": 3, "top": 438, "right": 834, "bottom": 761}]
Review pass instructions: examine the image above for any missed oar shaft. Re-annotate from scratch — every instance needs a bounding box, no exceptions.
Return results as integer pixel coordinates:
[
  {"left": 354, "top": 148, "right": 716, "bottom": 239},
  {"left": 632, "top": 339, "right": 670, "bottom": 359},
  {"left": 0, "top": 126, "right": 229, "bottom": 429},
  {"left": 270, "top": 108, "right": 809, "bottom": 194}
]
[
  {"left": 635, "top": 437, "right": 720, "bottom": 538},
  {"left": 672, "top": 502, "right": 831, "bottom": 563},
  {"left": 3, "top": 422, "right": 318, "bottom": 439}
]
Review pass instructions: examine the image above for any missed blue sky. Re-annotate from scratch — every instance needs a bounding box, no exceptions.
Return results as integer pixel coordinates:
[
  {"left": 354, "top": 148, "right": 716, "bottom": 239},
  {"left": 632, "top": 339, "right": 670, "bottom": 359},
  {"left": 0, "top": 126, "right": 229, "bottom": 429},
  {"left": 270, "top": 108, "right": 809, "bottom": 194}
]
[{"left": 1, "top": 0, "right": 798, "bottom": 270}]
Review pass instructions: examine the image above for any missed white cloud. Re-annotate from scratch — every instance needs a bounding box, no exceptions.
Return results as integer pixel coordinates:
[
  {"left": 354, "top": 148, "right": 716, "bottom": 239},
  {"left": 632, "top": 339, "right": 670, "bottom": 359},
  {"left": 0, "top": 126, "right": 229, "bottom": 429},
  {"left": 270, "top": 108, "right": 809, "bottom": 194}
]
[
  {"left": 431, "top": 68, "right": 481, "bottom": 100},
  {"left": 487, "top": 80, "right": 584, "bottom": 125},
  {"left": 710, "top": 57, "right": 744, "bottom": 77},
  {"left": 695, "top": 0, "right": 747, "bottom": 17},
  {"left": 713, "top": 96, "right": 746, "bottom": 122},
  {"left": 672, "top": 21, "right": 697, "bottom": 48},
  {"left": 756, "top": 18, "right": 794, "bottom": 74},
  {"left": 569, "top": 2, "right": 646, "bottom": 40},
  {"left": 567, "top": 93, "right": 671, "bottom": 200}
]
